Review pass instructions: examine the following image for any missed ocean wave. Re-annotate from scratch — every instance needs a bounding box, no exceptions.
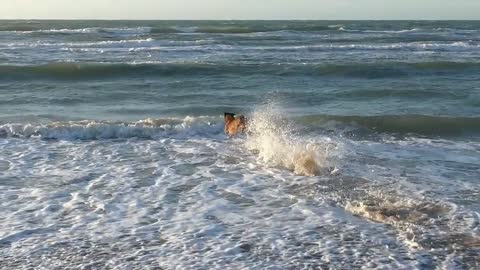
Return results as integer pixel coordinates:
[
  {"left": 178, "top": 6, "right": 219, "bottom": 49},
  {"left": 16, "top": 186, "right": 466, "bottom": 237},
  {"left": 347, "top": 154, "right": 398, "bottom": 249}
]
[
  {"left": 298, "top": 114, "right": 480, "bottom": 136},
  {"left": 1, "top": 26, "right": 152, "bottom": 35},
  {"left": 3, "top": 40, "right": 478, "bottom": 53},
  {"left": 0, "top": 117, "right": 223, "bottom": 140},
  {"left": 3, "top": 114, "right": 477, "bottom": 140},
  {"left": 358, "top": 28, "right": 423, "bottom": 34},
  {"left": 256, "top": 42, "right": 480, "bottom": 52},
  {"left": 98, "top": 27, "right": 151, "bottom": 35},
  {"left": 150, "top": 25, "right": 339, "bottom": 34},
  {"left": 2, "top": 61, "right": 480, "bottom": 80},
  {"left": 0, "top": 24, "right": 342, "bottom": 35},
  {"left": 31, "top": 28, "right": 98, "bottom": 34},
  {"left": 0, "top": 27, "right": 98, "bottom": 34},
  {"left": 2, "top": 23, "right": 478, "bottom": 36},
  {"left": 343, "top": 27, "right": 480, "bottom": 34},
  {"left": 0, "top": 62, "right": 220, "bottom": 80},
  {"left": 2, "top": 38, "right": 154, "bottom": 48},
  {"left": 434, "top": 27, "right": 479, "bottom": 33}
]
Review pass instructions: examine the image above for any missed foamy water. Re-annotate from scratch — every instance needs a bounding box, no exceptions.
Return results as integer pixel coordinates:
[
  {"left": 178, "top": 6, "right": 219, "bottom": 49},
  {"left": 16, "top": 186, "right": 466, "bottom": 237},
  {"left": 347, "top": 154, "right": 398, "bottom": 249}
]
[{"left": 1, "top": 111, "right": 479, "bottom": 269}]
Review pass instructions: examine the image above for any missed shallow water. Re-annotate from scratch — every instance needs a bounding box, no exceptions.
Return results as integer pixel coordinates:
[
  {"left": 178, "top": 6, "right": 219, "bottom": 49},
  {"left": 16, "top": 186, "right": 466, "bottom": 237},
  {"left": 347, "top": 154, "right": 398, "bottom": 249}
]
[{"left": 0, "top": 20, "right": 479, "bottom": 269}]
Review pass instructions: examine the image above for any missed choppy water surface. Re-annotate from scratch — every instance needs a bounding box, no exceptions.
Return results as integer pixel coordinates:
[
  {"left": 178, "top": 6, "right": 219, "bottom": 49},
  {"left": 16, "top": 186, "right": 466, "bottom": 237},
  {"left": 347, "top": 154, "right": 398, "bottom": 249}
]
[{"left": 0, "top": 20, "right": 479, "bottom": 269}]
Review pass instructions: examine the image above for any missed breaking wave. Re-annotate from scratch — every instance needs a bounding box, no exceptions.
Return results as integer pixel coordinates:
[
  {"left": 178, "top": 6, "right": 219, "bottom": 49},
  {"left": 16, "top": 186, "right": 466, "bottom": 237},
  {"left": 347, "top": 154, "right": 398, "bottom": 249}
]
[
  {"left": 3, "top": 113, "right": 477, "bottom": 141},
  {"left": 0, "top": 117, "right": 223, "bottom": 140}
]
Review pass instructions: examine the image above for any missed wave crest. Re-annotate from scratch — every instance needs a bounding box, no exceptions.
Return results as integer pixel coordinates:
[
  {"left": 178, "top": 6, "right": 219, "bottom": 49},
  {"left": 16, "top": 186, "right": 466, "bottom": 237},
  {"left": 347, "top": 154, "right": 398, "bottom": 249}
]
[{"left": 0, "top": 117, "right": 222, "bottom": 140}]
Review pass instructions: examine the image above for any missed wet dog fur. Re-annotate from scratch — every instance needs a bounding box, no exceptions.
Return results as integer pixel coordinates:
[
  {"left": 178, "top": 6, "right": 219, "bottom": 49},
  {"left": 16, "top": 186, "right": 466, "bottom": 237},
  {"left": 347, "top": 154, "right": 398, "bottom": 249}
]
[{"left": 224, "top": 112, "right": 247, "bottom": 136}]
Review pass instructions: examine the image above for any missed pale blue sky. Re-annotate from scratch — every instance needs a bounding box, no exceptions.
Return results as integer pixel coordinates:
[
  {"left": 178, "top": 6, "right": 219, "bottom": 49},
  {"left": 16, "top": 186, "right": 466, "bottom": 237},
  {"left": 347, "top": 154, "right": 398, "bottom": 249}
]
[{"left": 2, "top": 0, "right": 480, "bottom": 20}]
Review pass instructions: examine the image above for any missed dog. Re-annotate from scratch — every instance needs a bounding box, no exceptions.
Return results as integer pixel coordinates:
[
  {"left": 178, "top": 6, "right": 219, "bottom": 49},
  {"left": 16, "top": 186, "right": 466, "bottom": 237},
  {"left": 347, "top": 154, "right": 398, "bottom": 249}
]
[{"left": 224, "top": 112, "right": 247, "bottom": 136}]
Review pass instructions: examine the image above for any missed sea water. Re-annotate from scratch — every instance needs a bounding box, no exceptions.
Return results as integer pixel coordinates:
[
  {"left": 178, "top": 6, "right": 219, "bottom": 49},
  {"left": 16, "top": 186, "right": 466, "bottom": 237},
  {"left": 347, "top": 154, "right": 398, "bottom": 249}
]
[{"left": 0, "top": 20, "right": 479, "bottom": 269}]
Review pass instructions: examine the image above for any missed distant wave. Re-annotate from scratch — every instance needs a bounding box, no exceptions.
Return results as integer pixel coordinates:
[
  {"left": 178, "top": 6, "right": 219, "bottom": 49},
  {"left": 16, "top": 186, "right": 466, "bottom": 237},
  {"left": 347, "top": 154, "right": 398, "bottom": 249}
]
[
  {"left": 356, "top": 28, "right": 423, "bottom": 34},
  {"left": 255, "top": 42, "right": 480, "bottom": 52},
  {"left": 5, "top": 39, "right": 477, "bottom": 51},
  {"left": 2, "top": 25, "right": 141, "bottom": 34},
  {"left": 1, "top": 61, "right": 479, "bottom": 80},
  {"left": 31, "top": 28, "right": 98, "bottom": 34},
  {"left": 0, "top": 27, "right": 97, "bottom": 34},
  {"left": 194, "top": 25, "right": 335, "bottom": 34},
  {"left": 149, "top": 25, "right": 477, "bottom": 35},
  {"left": 0, "top": 25, "right": 39, "bottom": 32},
  {"left": 1, "top": 25, "right": 342, "bottom": 35},
  {"left": 3, "top": 38, "right": 155, "bottom": 48},
  {"left": 2, "top": 23, "right": 479, "bottom": 35},
  {"left": 299, "top": 114, "right": 480, "bottom": 136},
  {"left": 151, "top": 25, "right": 337, "bottom": 34}
]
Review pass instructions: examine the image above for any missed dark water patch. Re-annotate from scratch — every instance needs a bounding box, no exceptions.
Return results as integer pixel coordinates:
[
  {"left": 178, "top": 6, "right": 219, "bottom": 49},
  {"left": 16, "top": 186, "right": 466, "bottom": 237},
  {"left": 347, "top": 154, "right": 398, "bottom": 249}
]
[
  {"left": 334, "top": 88, "right": 469, "bottom": 100},
  {"left": 2, "top": 61, "right": 480, "bottom": 81},
  {"left": 194, "top": 24, "right": 335, "bottom": 34},
  {"left": 105, "top": 108, "right": 166, "bottom": 115},
  {"left": 0, "top": 97, "right": 87, "bottom": 106},
  {"left": 311, "top": 62, "right": 480, "bottom": 78},
  {"left": 299, "top": 114, "right": 480, "bottom": 137},
  {"left": 150, "top": 27, "right": 182, "bottom": 34},
  {"left": 414, "top": 61, "right": 480, "bottom": 70},
  {"left": 0, "top": 25, "right": 39, "bottom": 32}
]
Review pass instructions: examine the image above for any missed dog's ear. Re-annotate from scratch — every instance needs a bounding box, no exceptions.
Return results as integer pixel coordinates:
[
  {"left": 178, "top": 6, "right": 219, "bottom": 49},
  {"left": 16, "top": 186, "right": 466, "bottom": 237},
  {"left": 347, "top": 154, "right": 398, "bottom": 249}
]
[{"left": 224, "top": 112, "right": 236, "bottom": 123}]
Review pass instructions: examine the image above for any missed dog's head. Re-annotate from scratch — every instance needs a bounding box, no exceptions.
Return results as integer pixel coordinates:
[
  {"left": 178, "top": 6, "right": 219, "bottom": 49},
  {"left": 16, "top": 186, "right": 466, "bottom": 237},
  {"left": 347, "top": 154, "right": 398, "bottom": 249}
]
[{"left": 224, "top": 112, "right": 247, "bottom": 136}]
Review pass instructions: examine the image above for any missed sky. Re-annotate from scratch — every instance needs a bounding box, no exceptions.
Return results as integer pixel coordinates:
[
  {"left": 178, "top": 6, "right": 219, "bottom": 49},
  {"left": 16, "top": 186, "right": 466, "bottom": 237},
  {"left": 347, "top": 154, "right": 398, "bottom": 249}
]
[{"left": 1, "top": 0, "right": 480, "bottom": 20}]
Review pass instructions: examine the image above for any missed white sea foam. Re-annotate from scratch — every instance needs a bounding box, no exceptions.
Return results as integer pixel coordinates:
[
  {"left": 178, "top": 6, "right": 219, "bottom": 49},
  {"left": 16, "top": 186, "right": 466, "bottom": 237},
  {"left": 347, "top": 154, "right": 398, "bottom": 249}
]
[
  {"left": 2, "top": 38, "right": 155, "bottom": 49},
  {"left": 255, "top": 42, "right": 480, "bottom": 52},
  {"left": 0, "top": 131, "right": 422, "bottom": 269},
  {"left": 1, "top": 112, "right": 478, "bottom": 268},
  {"left": 8, "top": 27, "right": 152, "bottom": 35},
  {"left": 18, "top": 28, "right": 99, "bottom": 34},
  {"left": 244, "top": 103, "right": 334, "bottom": 176},
  {"left": 2, "top": 39, "right": 478, "bottom": 55},
  {"left": 0, "top": 116, "right": 222, "bottom": 140}
]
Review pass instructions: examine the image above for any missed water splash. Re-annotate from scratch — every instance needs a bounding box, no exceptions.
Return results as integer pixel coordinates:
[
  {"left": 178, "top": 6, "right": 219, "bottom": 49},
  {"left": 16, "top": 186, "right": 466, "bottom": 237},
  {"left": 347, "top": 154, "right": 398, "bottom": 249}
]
[{"left": 244, "top": 103, "right": 331, "bottom": 176}]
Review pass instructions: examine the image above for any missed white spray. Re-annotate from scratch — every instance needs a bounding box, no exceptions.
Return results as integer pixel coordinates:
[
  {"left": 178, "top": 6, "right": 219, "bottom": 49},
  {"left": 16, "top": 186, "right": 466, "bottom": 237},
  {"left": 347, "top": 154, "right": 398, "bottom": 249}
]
[{"left": 244, "top": 103, "right": 330, "bottom": 176}]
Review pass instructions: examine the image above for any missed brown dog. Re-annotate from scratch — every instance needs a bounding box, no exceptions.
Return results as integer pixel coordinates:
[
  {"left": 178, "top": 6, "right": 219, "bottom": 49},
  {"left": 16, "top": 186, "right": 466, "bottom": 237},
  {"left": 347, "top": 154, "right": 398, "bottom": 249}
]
[{"left": 224, "top": 112, "right": 247, "bottom": 136}]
